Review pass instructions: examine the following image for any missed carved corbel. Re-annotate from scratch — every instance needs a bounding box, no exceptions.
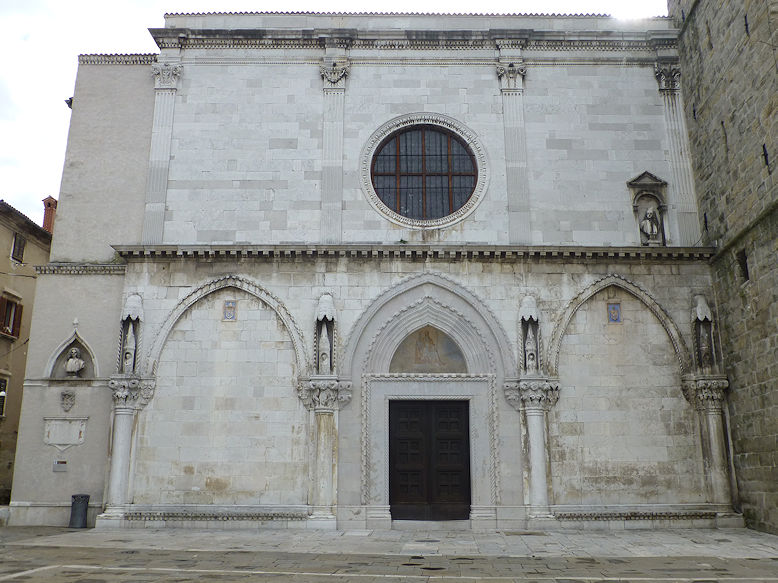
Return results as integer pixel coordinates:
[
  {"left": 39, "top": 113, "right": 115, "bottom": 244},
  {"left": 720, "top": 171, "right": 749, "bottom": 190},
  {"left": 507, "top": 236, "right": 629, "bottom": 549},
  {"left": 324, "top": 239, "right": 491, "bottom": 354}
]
[
  {"left": 108, "top": 376, "right": 156, "bottom": 410},
  {"left": 654, "top": 63, "right": 681, "bottom": 92},
  {"left": 151, "top": 63, "right": 183, "bottom": 90},
  {"left": 320, "top": 61, "right": 350, "bottom": 89},
  {"left": 496, "top": 60, "right": 527, "bottom": 91},
  {"left": 298, "top": 377, "right": 352, "bottom": 411}
]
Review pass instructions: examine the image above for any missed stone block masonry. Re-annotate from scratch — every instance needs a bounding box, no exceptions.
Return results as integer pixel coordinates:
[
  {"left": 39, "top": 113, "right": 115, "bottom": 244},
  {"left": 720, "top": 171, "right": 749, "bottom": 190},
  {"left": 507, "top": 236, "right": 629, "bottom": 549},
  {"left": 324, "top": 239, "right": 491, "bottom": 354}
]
[{"left": 669, "top": 0, "right": 778, "bottom": 534}]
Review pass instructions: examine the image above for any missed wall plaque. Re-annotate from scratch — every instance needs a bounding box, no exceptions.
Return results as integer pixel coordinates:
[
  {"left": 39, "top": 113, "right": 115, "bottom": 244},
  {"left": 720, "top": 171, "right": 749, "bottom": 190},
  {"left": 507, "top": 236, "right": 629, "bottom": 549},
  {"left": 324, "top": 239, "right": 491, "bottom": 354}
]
[{"left": 43, "top": 417, "right": 88, "bottom": 451}]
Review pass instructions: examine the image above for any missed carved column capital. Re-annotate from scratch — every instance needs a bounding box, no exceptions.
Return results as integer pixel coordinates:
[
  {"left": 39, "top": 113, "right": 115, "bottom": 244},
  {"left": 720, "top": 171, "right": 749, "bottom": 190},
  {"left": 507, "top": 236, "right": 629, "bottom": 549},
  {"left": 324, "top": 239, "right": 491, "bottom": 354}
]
[
  {"left": 504, "top": 378, "right": 559, "bottom": 411},
  {"left": 108, "top": 376, "right": 156, "bottom": 410},
  {"left": 681, "top": 375, "right": 729, "bottom": 411},
  {"left": 151, "top": 63, "right": 183, "bottom": 90},
  {"left": 497, "top": 61, "right": 527, "bottom": 91},
  {"left": 320, "top": 62, "right": 350, "bottom": 89},
  {"left": 298, "top": 376, "right": 352, "bottom": 411},
  {"left": 655, "top": 63, "right": 681, "bottom": 92}
]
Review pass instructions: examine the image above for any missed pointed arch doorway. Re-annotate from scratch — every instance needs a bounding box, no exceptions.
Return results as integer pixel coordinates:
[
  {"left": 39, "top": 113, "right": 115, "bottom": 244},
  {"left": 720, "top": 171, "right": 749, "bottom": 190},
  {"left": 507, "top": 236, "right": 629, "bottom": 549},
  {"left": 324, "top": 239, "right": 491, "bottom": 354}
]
[{"left": 387, "top": 326, "right": 471, "bottom": 520}]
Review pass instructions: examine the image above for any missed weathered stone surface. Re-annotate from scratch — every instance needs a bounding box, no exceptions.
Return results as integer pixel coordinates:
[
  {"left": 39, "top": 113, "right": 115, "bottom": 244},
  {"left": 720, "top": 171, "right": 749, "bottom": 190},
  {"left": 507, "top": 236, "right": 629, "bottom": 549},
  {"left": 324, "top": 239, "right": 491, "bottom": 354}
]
[{"left": 669, "top": 0, "right": 778, "bottom": 534}]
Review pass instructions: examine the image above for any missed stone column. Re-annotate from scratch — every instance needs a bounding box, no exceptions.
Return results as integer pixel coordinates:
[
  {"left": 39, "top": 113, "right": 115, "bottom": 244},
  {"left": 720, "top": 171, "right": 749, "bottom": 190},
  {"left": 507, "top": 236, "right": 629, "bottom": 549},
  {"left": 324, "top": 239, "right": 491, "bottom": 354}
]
[
  {"left": 505, "top": 379, "right": 559, "bottom": 517},
  {"left": 320, "top": 60, "right": 349, "bottom": 244},
  {"left": 142, "top": 62, "right": 182, "bottom": 244},
  {"left": 497, "top": 53, "right": 531, "bottom": 243},
  {"left": 298, "top": 377, "right": 352, "bottom": 526},
  {"left": 683, "top": 376, "right": 731, "bottom": 505},
  {"left": 97, "top": 378, "right": 156, "bottom": 525},
  {"left": 655, "top": 63, "right": 700, "bottom": 246}
]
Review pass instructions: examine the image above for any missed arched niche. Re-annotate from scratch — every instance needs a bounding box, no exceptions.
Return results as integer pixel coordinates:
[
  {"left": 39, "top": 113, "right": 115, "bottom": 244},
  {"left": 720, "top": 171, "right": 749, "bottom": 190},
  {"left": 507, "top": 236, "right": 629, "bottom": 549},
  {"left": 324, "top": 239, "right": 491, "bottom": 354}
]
[
  {"left": 144, "top": 275, "right": 309, "bottom": 378},
  {"left": 546, "top": 274, "right": 691, "bottom": 377},
  {"left": 389, "top": 325, "right": 467, "bottom": 374},
  {"left": 46, "top": 332, "right": 98, "bottom": 379},
  {"left": 343, "top": 273, "right": 515, "bottom": 378}
]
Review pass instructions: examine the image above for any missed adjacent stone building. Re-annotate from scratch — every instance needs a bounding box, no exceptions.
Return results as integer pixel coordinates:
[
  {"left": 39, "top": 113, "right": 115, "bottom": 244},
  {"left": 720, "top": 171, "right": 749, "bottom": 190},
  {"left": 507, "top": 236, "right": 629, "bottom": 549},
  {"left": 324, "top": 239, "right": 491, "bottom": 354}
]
[
  {"left": 667, "top": 0, "right": 777, "bottom": 534},
  {"left": 10, "top": 12, "right": 744, "bottom": 530},
  {"left": 0, "top": 200, "right": 53, "bottom": 507}
]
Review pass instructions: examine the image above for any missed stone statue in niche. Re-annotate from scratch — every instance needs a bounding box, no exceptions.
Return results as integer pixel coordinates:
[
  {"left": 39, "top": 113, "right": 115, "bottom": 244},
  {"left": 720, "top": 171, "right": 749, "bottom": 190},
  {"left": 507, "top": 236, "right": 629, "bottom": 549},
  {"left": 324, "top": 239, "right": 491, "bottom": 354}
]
[
  {"left": 120, "top": 294, "right": 143, "bottom": 376},
  {"left": 65, "top": 347, "right": 85, "bottom": 377},
  {"left": 122, "top": 322, "right": 137, "bottom": 374},
  {"left": 524, "top": 326, "right": 538, "bottom": 374},
  {"left": 315, "top": 293, "right": 336, "bottom": 375},
  {"left": 640, "top": 206, "right": 662, "bottom": 244},
  {"left": 519, "top": 295, "right": 541, "bottom": 377},
  {"left": 693, "top": 295, "right": 716, "bottom": 375}
]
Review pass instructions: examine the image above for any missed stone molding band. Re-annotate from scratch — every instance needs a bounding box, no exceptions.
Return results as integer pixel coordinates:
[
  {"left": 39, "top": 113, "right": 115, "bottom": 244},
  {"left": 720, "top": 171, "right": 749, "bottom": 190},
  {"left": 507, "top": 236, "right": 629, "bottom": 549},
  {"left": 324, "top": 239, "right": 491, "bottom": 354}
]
[
  {"left": 36, "top": 264, "right": 127, "bottom": 275},
  {"left": 113, "top": 244, "right": 715, "bottom": 262},
  {"left": 124, "top": 510, "right": 308, "bottom": 521}
]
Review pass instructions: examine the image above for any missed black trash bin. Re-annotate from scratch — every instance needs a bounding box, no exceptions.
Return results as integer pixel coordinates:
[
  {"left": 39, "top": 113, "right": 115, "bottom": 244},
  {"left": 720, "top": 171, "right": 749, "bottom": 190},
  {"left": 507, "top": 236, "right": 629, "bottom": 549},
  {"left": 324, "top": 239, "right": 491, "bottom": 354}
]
[{"left": 68, "top": 494, "right": 90, "bottom": 528}]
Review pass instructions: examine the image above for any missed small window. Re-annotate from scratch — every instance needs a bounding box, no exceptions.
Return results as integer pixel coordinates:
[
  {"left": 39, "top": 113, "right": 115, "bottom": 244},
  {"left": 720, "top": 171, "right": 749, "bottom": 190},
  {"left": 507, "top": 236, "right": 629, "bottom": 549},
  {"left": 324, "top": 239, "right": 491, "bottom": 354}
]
[
  {"left": 371, "top": 125, "right": 477, "bottom": 221},
  {"left": 11, "top": 233, "right": 25, "bottom": 263},
  {"left": 0, "top": 378, "right": 7, "bottom": 416},
  {"left": 0, "top": 297, "right": 22, "bottom": 338}
]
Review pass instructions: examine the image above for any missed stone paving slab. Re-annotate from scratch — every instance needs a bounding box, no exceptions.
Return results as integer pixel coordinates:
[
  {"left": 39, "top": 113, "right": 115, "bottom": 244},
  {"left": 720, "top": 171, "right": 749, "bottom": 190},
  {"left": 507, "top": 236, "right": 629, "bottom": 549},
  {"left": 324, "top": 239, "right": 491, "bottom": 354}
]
[{"left": 0, "top": 527, "right": 776, "bottom": 582}]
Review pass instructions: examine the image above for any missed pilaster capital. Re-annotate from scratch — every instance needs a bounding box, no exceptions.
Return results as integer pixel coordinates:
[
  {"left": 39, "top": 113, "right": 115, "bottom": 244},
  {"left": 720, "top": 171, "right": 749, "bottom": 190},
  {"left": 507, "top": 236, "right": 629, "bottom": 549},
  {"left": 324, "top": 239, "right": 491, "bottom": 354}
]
[
  {"left": 681, "top": 375, "right": 729, "bottom": 410},
  {"left": 497, "top": 61, "right": 527, "bottom": 91},
  {"left": 151, "top": 63, "right": 183, "bottom": 90},
  {"left": 654, "top": 63, "right": 681, "bottom": 92},
  {"left": 298, "top": 376, "right": 352, "bottom": 411},
  {"left": 504, "top": 377, "right": 559, "bottom": 411},
  {"left": 320, "top": 61, "right": 350, "bottom": 89},
  {"left": 108, "top": 375, "right": 156, "bottom": 410}
]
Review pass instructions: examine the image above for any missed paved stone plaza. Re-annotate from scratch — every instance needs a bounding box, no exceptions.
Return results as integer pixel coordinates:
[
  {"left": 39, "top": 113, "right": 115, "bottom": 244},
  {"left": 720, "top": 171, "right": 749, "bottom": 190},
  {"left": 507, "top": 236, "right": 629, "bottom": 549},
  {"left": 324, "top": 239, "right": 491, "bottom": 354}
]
[{"left": 1, "top": 527, "right": 777, "bottom": 582}]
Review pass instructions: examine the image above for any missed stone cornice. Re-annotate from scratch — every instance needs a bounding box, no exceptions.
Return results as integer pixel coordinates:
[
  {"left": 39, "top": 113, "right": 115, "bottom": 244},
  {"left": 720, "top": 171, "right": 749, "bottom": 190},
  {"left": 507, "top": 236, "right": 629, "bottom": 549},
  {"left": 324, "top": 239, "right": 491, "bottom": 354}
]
[
  {"left": 36, "top": 263, "right": 127, "bottom": 275},
  {"left": 113, "top": 244, "right": 714, "bottom": 262},
  {"left": 153, "top": 28, "right": 675, "bottom": 53},
  {"left": 78, "top": 54, "right": 158, "bottom": 65}
]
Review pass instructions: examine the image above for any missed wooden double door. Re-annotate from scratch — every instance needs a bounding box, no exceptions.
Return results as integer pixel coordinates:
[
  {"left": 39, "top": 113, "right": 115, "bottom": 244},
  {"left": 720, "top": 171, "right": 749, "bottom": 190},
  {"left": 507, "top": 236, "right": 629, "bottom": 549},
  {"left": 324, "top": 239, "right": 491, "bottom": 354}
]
[{"left": 389, "top": 400, "right": 471, "bottom": 520}]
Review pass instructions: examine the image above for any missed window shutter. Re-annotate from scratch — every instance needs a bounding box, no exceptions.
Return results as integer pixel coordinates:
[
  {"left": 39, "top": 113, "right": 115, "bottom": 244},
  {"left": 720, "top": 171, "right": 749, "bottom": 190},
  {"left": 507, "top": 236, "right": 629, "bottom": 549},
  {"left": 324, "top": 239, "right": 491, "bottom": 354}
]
[
  {"left": 12, "top": 303, "right": 22, "bottom": 338},
  {"left": 0, "top": 298, "right": 6, "bottom": 332}
]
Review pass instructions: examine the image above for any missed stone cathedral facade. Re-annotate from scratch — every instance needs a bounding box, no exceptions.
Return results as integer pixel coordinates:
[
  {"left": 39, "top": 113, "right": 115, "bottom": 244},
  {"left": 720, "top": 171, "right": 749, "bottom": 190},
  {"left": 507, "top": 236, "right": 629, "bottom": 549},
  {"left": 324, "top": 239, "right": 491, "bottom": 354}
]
[{"left": 10, "top": 12, "right": 744, "bottom": 530}]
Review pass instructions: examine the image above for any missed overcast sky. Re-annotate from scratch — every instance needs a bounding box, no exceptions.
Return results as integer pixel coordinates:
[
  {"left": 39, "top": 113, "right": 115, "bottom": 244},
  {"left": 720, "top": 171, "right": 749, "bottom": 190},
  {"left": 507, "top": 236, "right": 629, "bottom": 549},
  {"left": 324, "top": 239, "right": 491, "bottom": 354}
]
[{"left": 0, "top": 0, "right": 668, "bottom": 225}]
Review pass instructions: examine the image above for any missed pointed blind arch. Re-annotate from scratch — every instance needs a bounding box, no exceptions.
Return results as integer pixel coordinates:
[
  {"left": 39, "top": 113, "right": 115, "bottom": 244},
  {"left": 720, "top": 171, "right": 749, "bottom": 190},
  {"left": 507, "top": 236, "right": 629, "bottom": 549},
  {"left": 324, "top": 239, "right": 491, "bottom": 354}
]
[{"left": 389, "top": 325, "right": 467, "bottom": 373}]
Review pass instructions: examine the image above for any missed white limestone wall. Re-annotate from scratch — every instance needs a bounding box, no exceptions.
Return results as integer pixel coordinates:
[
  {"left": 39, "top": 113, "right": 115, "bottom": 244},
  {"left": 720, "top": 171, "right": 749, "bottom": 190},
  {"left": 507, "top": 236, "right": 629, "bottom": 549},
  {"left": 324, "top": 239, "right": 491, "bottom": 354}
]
[
  {"left": 120, "top": 258, "right": 712, "bottom": 517},
  {"left": 161, "top": 56, "right": 674, "bottom": 247},
  {"left": 551, "top": 287, "right": 705, "bottom": 506},
  {"left": 52, "top": 64, "right": 154, "bottom": 262},
  {"left": 132, "top": 288, "right": 308, "bottom": 506}
]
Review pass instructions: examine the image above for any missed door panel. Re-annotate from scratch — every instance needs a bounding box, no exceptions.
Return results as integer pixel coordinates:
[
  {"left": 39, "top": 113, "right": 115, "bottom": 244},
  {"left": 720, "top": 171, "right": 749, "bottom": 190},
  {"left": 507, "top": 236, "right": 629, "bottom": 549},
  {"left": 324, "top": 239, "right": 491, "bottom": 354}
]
[{"left": 389, "top": 400, "right": 470, "bottom": 520}]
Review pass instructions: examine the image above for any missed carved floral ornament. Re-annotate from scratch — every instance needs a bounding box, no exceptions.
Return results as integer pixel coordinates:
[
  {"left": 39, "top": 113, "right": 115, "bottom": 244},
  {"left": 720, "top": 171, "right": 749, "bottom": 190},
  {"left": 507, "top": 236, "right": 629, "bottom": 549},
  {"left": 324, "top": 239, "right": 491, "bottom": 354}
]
[
  {"left": 681, "top": 376, "right": 729, "bottom": 410},
  {"left": 496, "top": 61, "right": 527, "bottom": 90},
  {"left": 503, "top": 379, "right": 560, "bottom": 411},
  {"left": 108, "top": 376, "right": 156, "bottom": 409},
  {"left": 654, "top": 63, "right": 681, "bottom": 92},
  {"left": 297, "top": 377, "right": 352, "bottom": 411},
  {"left": 151, "top": 63, "right": 183, "bottom": 89},
  {"left": 320, "top": 61, "right": 349, "bottom": 87}
]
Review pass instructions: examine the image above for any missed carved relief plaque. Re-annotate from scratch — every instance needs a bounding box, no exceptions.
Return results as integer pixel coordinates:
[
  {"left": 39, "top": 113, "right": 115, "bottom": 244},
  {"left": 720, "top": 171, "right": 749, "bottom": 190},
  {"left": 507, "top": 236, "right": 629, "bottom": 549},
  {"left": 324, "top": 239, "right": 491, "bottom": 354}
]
[{"left": 43, "top": 417, "right": 88, "bottom": 451}]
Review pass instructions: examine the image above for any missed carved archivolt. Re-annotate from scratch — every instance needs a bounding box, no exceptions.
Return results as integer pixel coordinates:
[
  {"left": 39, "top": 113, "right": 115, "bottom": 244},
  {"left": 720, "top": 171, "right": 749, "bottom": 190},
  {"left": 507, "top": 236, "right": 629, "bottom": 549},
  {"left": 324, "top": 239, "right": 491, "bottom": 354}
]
[
  {"left": 359, "top": 112, "right": 490, "bottom": 230},
  {"left": 342, "top": 272, "right": 516, "bottom": 379},
  {"left": 144, "top": 275, "right": 309, "bottom": 378},
  {"left": 546, "top": 274, "right": 692, "bottom": 376}
]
